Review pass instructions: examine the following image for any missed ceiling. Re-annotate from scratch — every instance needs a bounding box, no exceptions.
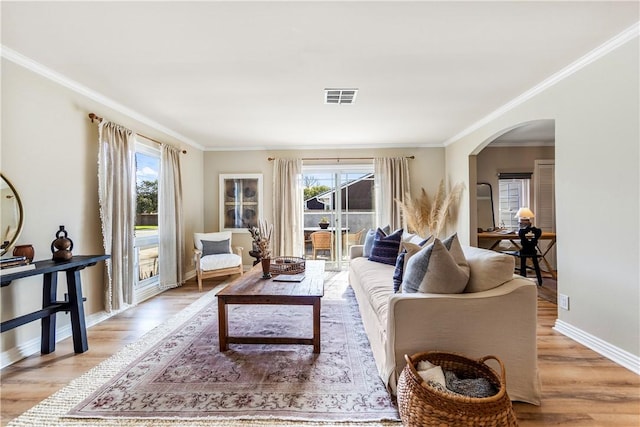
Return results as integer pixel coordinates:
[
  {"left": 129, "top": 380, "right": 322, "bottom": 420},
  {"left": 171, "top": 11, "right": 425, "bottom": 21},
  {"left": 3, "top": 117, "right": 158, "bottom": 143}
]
[{"left": 2, "top": 1, "right": 638, "bottom": 151}]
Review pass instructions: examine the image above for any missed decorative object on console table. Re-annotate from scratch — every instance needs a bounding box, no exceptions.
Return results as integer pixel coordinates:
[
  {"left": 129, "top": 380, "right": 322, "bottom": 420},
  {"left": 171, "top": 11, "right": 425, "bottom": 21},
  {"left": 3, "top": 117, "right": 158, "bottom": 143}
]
[
  {"left": 51, "top": 225, "right": 73, "bottom": 261},
  {"left": 515, "top": 207, "right": 535, "bottom": 229},
  {"left": 13, "top": 244, "right": 34, "bottom": 262},
  {"left": 0, "top": 255, "right": 34, "bottom": 273}
]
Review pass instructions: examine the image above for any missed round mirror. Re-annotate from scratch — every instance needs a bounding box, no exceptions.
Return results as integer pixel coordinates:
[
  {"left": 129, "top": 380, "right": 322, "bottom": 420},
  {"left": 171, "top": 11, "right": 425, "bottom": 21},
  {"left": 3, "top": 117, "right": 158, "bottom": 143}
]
[{"left": 0, "top": 174, "right": 24, "bottom": 257}]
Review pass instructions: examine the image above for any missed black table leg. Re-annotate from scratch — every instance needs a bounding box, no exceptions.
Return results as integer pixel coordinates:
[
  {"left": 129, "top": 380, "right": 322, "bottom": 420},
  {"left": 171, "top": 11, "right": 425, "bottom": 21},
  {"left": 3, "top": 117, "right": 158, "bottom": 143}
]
[
  {"left": 41, "top": 272, "right": 58, "bottom": 354},
  {"left": 66, "top": 269, "right": 88, "bottom": 353}
]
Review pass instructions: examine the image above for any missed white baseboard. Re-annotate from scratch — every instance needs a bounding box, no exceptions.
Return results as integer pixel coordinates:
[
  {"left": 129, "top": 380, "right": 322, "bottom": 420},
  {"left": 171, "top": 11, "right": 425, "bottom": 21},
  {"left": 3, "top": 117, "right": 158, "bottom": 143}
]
[
  {"left": 0, "top": 310, "right": 112, "bottom": 369},
  {"left": 554, "top": 319, "right": 640, "bottom": 375}
]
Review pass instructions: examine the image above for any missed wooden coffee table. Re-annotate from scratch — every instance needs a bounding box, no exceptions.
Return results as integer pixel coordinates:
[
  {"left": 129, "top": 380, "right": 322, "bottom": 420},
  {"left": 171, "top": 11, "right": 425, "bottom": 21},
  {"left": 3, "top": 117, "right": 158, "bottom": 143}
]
[{"left": 216, "top": 260, "right": 324, "bottom": 353}]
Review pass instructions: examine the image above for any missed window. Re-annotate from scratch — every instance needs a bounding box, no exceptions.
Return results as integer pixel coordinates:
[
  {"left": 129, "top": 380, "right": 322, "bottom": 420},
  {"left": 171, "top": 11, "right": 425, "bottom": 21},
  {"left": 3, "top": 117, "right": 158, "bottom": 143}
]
[
  {"left": 498, "top": 173, "right": 531, "bottom": 230},
  {"left": 135, "top": 143, "right": 160, "bottom": 289}
]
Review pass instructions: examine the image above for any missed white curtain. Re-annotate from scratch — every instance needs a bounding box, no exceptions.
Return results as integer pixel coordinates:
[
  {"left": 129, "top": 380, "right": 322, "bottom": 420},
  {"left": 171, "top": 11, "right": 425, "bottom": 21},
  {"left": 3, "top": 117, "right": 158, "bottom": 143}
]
[
  {"left": 273, "top": 158, "right": 303, "bottom": 257},
  {"left": 158, "top": 144, "right": 184, "bottom": 289},
  {"left": 98, "top": 121, "right": 136, "bottom": 312},
  {"left": 374, "top": 157, "right": 411, "bottom": 231}
]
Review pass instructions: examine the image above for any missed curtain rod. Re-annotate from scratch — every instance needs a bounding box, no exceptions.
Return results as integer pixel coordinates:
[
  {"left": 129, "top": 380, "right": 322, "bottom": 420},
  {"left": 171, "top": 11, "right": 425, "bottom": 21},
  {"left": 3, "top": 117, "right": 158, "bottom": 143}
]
[
  {"left": 268, "top": 155, "right": 415, "bottom": 161},
  {"left": 88, "top": 113, "right": 187, "bottom": 154}
]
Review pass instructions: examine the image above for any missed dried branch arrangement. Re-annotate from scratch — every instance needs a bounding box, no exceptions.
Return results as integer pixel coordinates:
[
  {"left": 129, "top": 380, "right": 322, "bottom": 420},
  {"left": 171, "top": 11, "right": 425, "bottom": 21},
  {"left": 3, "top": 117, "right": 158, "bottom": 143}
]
[
  {"left": 248, "top": 219, "right": 273, "bottom": 259},
  {"left": 397, "top": 179, "right": 465, "bottom": 238}
]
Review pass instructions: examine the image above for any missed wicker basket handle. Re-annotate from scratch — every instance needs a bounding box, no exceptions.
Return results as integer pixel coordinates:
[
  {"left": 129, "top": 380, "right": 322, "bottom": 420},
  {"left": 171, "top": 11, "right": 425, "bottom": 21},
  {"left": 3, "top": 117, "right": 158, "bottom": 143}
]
[
  {"left": 478, "top": 355, "right": 507, "bottom": 385},
  {"left": 403, "top": 354, "right": 421, "bottom": 379}
]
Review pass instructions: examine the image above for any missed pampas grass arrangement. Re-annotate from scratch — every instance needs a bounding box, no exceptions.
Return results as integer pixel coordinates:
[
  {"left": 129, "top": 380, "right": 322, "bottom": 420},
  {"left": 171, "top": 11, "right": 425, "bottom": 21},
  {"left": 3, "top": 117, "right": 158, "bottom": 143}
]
[{"left": 397, "top": 179, "right": 465, "bottom": 238}]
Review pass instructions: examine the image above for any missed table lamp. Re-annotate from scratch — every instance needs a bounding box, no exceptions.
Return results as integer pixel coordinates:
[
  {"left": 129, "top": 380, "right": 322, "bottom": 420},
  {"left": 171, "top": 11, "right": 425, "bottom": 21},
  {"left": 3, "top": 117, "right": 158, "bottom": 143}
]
[{"left": 515, "top": 207, "right": 535, "bottom": 228}]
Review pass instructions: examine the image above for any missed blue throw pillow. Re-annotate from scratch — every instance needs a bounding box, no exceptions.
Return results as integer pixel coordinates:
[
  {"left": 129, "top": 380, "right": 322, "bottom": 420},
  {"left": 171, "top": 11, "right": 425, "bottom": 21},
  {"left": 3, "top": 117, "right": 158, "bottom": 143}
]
[
  {"left": 201, "top": 239, "right": 231, "bottom": 256},
  {"left": 392, "top": 237, "right": 431, "bottom": 292},
  {"left": 363, "top": 229, "right": 377, "bottom": 257},
  {"left": 363, "top": 225, "right": 391, "bottom": 257},
  {"left": 368, "top": 228, "right": 403, "bottom": 265}
]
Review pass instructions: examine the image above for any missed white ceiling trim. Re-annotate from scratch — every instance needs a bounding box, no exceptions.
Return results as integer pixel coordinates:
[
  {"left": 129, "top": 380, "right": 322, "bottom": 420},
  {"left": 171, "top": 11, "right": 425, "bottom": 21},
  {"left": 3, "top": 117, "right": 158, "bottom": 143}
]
[
  {"left": 206, "top": 141, "right": 441, "bottom": 152},
  {"left": 488, "top": 141, "right": 555, "bottom": 148},
  {"left": 0, "top": 45, "right": 205, "bottom": 151},
  {"left": 442, "top": 21, "right": 640, "bottom": 147}
]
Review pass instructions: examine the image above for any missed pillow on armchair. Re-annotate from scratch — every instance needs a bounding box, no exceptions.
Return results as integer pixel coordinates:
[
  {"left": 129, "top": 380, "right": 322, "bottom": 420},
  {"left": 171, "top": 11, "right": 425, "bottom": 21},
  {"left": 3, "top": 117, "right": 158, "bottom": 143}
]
[{"left": 194, "top": 231, "right": 232, "bottom": 254}]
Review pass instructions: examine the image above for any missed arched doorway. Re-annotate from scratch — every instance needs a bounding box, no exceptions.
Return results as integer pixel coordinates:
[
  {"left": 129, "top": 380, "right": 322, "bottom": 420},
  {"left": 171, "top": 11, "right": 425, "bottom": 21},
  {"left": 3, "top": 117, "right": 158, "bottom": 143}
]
[{"left": 471, "top": 119, "right": 557, "bottom": 287}]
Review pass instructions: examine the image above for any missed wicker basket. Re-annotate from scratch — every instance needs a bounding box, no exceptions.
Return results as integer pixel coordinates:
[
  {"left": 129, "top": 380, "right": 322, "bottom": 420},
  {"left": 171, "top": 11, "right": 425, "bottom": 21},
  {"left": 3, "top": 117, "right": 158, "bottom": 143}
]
[
  {"left": 397, "top": 351, "right": 518, "bottom": 427},
  {"left": 269, "top": 257, "right": 305, "bottom": 275}
]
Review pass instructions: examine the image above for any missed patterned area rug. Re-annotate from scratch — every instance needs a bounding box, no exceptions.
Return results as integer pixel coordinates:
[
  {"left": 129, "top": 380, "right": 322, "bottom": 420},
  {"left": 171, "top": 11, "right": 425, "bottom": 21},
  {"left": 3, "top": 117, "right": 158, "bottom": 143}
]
[{"left": 61, "top": 276, "right": 398, "bottom": 423}]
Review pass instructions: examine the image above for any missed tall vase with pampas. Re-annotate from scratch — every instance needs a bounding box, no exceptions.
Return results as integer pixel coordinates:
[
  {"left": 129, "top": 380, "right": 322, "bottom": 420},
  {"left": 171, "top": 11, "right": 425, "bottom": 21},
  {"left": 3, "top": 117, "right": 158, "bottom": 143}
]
[{"left": 396, "top": 179, "right": 464, "bottom": 239}]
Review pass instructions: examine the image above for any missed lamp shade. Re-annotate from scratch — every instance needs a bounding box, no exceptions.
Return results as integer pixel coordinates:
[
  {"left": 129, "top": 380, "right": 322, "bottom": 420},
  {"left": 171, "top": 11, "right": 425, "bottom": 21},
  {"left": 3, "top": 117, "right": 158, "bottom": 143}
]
[{"left": 514, "top": 207, "right": 535, "bottom": 219}]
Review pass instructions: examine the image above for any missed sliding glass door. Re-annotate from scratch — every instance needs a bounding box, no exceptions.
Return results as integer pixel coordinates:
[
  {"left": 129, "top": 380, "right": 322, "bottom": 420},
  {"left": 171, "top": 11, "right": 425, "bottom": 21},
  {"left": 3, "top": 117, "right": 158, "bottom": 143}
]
[{"left": 302, "top": 165, "right": 375, "bottom": 270}]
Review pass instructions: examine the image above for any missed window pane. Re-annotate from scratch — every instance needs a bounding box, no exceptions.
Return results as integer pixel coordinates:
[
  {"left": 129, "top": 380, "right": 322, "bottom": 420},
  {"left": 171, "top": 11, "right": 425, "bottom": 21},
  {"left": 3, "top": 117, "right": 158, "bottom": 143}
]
[
  {"left": 138, "top": 246, "right": 159, "bottom": 282},
  {"left": 135, "top": 152, "right": 160, "bottom": 237},
  {"left": 498, "top": 178, "right": 530, "bottom": 229},
  {"left": 134, "top": 147, "right": 160, "bottom": 290}
]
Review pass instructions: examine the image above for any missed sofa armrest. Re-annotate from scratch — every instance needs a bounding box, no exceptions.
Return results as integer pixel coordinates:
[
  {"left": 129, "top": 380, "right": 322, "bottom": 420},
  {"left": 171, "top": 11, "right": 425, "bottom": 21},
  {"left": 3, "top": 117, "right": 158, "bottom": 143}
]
[
  {"left": 350, "top": 245, "right": 364, "bottom": 259},
  {"left": 232, "top": 246, "right": 243, "bottom": 257},
  {"left": 384, "top": 277, "right": 540, "bottom": 403}
]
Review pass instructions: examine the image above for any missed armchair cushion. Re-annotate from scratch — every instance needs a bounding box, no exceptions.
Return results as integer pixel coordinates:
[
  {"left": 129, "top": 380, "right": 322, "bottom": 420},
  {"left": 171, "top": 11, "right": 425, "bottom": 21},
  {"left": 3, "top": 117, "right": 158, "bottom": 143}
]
[
  {"left": 200, "top": 253, "right": 242, "bottom": 271},
  {"left": 202, "top": 239, "right": 231, "bottom": 256},
  {"left": 194, "top": 231, "right": 232, "bottom": 253}
]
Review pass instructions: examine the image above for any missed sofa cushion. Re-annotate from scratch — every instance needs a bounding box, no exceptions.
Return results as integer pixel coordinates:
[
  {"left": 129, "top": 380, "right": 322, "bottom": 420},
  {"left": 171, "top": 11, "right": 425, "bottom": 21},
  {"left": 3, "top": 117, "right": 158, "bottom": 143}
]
[
  {"left": 402, "top": 235, "right": 470, "bottom": 294},
  {"left": 462, "top": 245, "right": 516, "bottom": 292},
  {"left": 369, "top": 228, "right": 403, "bottom": 265},
  {"left": 349, "top": 256, "right": 395, "bottom": 332}
]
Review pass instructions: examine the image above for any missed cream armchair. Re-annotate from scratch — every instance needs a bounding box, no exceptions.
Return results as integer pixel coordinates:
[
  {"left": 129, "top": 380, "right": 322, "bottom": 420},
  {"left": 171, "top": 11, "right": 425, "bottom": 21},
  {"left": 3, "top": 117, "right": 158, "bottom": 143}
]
[{"left": 193, "top": 231, "right": 243, "bottom": 291}]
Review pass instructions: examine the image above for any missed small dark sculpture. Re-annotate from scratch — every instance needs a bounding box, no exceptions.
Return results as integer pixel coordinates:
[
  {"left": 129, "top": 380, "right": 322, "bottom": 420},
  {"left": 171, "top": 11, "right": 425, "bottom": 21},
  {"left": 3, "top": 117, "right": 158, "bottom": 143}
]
[{"left": 51, "top": 225, "right": 73, "bottom": 262}]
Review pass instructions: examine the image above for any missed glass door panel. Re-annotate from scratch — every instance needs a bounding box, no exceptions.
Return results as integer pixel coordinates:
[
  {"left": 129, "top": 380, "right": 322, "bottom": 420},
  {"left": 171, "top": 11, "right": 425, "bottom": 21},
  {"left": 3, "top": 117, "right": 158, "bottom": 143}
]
[{"left": 303, "top": 165, "right": 374, "bottom": 270}]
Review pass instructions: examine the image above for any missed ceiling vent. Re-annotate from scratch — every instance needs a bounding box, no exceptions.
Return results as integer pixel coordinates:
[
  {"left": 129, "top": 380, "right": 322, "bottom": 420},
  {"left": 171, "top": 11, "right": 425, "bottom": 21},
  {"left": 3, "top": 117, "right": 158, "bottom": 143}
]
[{"left": 324, "top": 88, "right": 358, "bottom": 105}]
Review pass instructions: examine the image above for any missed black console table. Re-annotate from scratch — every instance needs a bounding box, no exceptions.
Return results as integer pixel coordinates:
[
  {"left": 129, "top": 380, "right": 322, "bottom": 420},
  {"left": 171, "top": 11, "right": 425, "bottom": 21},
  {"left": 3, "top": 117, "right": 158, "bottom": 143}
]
[{"left": 1, "top": 255, "right": 109, "bottom": 355}]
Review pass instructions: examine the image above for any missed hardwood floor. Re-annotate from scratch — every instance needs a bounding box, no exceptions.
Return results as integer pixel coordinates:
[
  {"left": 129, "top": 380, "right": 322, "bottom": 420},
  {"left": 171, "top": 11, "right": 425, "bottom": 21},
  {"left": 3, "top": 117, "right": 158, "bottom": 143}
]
[{"left": 1, "top": 277, "right": 639, "bottom": 426}]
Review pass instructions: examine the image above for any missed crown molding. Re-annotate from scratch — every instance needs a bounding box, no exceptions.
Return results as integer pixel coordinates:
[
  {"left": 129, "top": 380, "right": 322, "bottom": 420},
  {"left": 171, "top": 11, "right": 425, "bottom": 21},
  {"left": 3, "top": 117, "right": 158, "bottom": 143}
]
[
  {"left": 0, "top": 45, "right": 205, "bottom": 151},
  {"left": 203, "top": 141, "right": 442, "bottom": 152},
  {"left": 488, "top": 140, "right": 555, "bottom": 148},
  {"left": 443, "top": 21, "right": 640, "bottom": 147}
]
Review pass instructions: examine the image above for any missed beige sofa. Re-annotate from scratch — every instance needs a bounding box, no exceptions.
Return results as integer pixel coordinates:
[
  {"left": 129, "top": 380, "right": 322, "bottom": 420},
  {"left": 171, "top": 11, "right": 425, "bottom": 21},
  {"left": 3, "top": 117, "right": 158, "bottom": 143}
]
[{"left": 349, "top": 244, "right": 542, "bottom": 405}]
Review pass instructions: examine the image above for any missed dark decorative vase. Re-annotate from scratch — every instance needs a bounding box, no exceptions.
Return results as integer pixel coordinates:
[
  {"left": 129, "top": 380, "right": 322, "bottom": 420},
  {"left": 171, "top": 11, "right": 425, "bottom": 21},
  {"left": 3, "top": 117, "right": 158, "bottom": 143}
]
[
  {"left": 51, "top": 225, "right": 74, "bottom": 262},
  {"left": 261, "top": 258, "right": 272, "bottom": 279},
  {"left": 319, "top": 223, "right": 329, "bottom": 229},
  {"left": 13, "top": 244, "right": 35, "bottom": 262}
]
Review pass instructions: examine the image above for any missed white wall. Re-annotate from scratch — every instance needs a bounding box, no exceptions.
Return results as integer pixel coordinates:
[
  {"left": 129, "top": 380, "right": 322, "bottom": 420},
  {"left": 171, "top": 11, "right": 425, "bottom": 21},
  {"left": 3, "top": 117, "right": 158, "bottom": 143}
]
[
  {"left": 202, "top": 147, "right": 445, "bottom": 266},
  {"left": 445, "top": 38, "right": 639, "bottom": 362},
  {"left": 0, "top": 59, "right": 204, "bottom": 363}
]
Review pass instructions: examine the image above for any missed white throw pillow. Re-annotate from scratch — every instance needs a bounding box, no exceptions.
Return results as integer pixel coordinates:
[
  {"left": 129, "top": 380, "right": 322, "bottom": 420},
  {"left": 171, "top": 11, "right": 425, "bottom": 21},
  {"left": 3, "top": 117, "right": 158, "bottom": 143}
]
[{"left": 462, "top": 245, "right": 516, "bottom": 292}]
